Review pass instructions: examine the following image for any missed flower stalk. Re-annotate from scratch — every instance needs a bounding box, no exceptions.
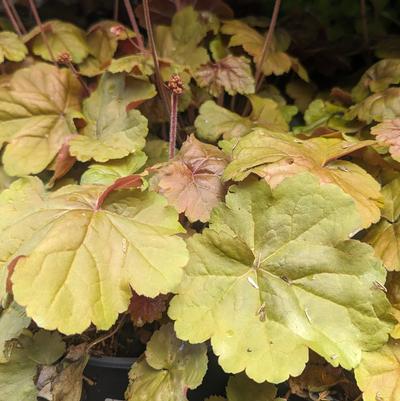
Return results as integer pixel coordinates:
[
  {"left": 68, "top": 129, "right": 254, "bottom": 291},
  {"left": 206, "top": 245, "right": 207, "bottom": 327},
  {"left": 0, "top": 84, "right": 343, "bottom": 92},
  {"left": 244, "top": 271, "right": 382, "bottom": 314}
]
[
  {"left": 123, "top": 0, "right": 145, "bottom": 52},
  {"left": 167, "top": 74, "right": 184, "bottom": 159}
]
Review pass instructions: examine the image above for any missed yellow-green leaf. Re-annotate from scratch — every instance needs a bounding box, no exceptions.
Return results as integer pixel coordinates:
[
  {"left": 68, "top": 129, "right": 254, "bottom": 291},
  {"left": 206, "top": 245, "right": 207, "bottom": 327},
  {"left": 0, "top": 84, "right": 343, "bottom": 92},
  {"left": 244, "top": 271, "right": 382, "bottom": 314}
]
[
  {"left": 223, "top": 129, "right": 382, "bottom": 228},
  {"left": 126, "top": 323, "right": 207, "bottom": 401},
  {"left": 355, "top": 340, "right": 400, "bottom": 401},
  {"left": 169, "top": 174, "right": 393, "bottom": 383},
  {"left": 30, "top": 20, "right": 89, "bottom": 63},
  {"left": 69, "top": 73, "right": 150, "bottom": 163},
  {"left": 0, "top": 31, "right": 27, "bottom": 63},
  {"left": 0, "top": 63, "right": 82, "bottom": 176},
  {"left": 0, "top": 177, "right": 188, "bottom": 334}
]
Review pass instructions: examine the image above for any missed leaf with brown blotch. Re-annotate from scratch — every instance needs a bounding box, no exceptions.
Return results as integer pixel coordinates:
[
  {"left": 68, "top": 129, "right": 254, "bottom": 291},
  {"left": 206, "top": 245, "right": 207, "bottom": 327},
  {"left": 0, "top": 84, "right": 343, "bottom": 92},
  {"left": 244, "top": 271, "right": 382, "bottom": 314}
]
[
  {"left": 371, "top": 119, "right": 400, "bottom": 162},
  {"left": 223, "top": 129, "right": 382, "bottom": 228},
  {"left": 153, "top": 135, "right": 228, "bottom": 222},
  {"left": 129, "top": 292, "right": 170, "bottom": 327},
  {"left": 194, "top": 55, "right": 255, "bottom": 97}
]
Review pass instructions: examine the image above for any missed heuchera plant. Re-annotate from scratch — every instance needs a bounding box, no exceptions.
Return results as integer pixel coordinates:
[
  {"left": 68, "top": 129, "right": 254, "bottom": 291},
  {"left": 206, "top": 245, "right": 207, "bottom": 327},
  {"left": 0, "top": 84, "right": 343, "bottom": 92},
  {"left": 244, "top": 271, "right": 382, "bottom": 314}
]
[{"left": 1, "top": 0, "right": 400, "bottom": 400}]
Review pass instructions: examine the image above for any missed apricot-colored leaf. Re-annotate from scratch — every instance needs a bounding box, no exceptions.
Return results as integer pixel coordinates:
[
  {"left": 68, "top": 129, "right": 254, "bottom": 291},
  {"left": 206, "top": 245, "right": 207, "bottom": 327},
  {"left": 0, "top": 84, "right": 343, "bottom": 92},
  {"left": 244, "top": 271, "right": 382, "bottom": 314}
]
[
  {"left": 194, "top": 55, "right": 255, "bottom": 97},
  {"left": 371, "top": 119, "right": 400, "bottom": 161},
  {"left": 153, "top": 135, "right": 228, "bottom": 222},
  {"left": 355, "top": 340, "right": 400, "bottom": 401},
  {"left": 223, "top": 129, "right": 381, "bottom": 227}
]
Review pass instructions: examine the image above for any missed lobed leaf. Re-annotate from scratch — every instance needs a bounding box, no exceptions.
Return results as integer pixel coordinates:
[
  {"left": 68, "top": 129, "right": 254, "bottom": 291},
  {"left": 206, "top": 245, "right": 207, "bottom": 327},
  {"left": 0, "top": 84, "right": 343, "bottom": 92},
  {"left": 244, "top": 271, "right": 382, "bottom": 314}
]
[
  {"left": 125, "top": 323, "right": 208, "bottom": 401},
  {"left": 0, "top": 63, "right": 82, "bottom": 176},
  {"left": 0, "top": 177, "right": 188, "bottom": 334},
  {"left": 169, "top": 174, "right": 393, "bottom": 383}
]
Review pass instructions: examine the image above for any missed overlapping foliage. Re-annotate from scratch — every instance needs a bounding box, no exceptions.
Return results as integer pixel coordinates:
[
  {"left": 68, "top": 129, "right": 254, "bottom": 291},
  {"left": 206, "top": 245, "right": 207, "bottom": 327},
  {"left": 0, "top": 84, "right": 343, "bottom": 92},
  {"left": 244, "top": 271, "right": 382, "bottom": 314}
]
[{"left": 1, "top": 1, "right": 400, "bottom": 400}]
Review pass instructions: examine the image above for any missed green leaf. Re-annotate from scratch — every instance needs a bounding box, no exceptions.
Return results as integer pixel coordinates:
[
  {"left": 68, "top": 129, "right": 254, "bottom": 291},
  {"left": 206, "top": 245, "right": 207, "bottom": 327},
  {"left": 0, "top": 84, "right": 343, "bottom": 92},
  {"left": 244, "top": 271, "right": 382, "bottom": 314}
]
[
  {"left": 222, "top": 129, "right": 382, "bottom": 228},
  {"left": 155, "top": 6, "right": 209, "bottom": 72},
  {"left": 0, "top": 63, "right": 82, "bottom": 176},
  {"left": 87, "top": 21, "right": 134, "bottom": 65},
  {"left": 0, "top": 302, "right": 30, "bottom": 362},
  {"left": 21, "top": 330, "right": 65, "bottom": 365},
  {"left": 0, "top": 166, "right": 14, "bottom": 193},
  {"left": 0, "top": 31, "right": 27, "bottom": 63},
  {"left": 352, "top": 59, "right": 400, "bottom": 102},
  {"left": 194, "top": 55, "right": 255, "bottom": 97},
  {"left": 81, "top": 151, "right": 147, "bottom": 185},
  {"left": 30, "top": 20, "right": 89, "bottom": 63},
  {"left": 347, "top": 88, "right": 400, "bottom": 123},
  {"left": 195, "top": 96, "right": 295, "bottom": 143},
  {"left": 355, "top": 340, "right": 400, "bottom": 401},
  {"left": 226, "top": 373, "right": 276, "bottom": 401},
  {"left": 169, "top": 174, "right": 393, "bottom": 383},
  {"left": 195, "top": 100, "right": 253, "bottom": 143},
  {"left": 382, "top": 176, "right": 400, "bottom": 222},
  {"left": 152, "top": 135, "right": 228, "bottom": 222},
  {"left": 108, "top": 54, "right": 154, "bottom": 76},
  {"left": 0, "top": 177, "right": 188, "bottom": 334},
  {"left": 0, "top": 347, "right": 37, "bottom": 401},
  {"left": 144, "top": 138, "right": 169, "bottom": 167},
  {"left": 69, "top": 73, "right": 150, "bottom": 163},
  {"left": 221, "top": 20, "right": 293, "bottom": 76},
  {"left": 126, "top": 323, "right": 208, "bottom": 401}
]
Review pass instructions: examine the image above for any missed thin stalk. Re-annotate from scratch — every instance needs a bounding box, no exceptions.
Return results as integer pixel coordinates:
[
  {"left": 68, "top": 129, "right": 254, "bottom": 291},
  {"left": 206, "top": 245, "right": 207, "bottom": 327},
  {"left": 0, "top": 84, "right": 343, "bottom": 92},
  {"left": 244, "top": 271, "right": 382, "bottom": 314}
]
[
  {"left": 169, "top": 93, "right": 178, "bottom": 158},
  {"left": 123, "top": 0, "right": 145, "bottom": 52},
  {"left": 2, "top": 0, "right": 22, "bottom": 36},
  {"left": 114, "top": 0, "right": 119, "bottom": 20},
  {"left": 143, "top": 0, "right": 171, "bottom": 116},
  {"left": 27, "top": 0, "right": 56, "bottom": 65},
  {"left": 255, "top": 0, "right": 282, "bottom": 90},
  {"left": 174, "top": 0, "right": 182, "bottom": 10},
  {"left": 360, "top": 0, "right": 369, "bottom": 50},
  {"left": 88, "top": 314, "right": 127, "bottom": 351},
  {"left": 68, "top": 61, "right": 90, "bottom": 96},
  {"left": 9, "top": 0, "right": 26, "bottom": 34}
]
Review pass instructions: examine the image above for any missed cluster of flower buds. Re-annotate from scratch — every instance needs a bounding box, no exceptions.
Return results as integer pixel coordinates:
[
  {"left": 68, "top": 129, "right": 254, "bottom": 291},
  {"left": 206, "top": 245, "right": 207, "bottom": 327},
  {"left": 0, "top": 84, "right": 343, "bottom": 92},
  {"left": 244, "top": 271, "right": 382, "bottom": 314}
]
[
  {"left": 56, "top": 51, "right": 72, "bottom": 65},
  {"left": 167, "top": 74, "right": 184, "bottom": 95},
  {"left": 110, "top": 25, "right": 125, "bottom": 37}
]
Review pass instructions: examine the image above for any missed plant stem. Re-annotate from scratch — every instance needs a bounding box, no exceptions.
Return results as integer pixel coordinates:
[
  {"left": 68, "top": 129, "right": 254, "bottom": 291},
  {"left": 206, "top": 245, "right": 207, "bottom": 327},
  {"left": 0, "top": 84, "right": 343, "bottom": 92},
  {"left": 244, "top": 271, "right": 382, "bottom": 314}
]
[
  {"left": 27, "top": 0, "right": 57, "bottom": 65},
  {"left": 9, "top": 0, "right": 26, "bottom": 34},
  {"left": 114, "top": 0, "right": 119, "bottom": 20},
  {"left": 143, "top": 0, "right": 171, "bottom": 116},
  {"left": 2, "top": 0, "right": 22, "bottom": 36},
  {"left": 360, "top": 0, "right": 369, "bottom": 50},
  {"left": 67, "top": 61, "right": 90, "bottom": 96},
  {"left": 87, "top": 314, "right": 127, "bottom": 351},
  {"left": 174, "top": 0, "right": 182, "bottom": 10},
  {"left": 123, "top": 0, "right": 145, "bottom": 52},
  {"left": 169, "top": 93, "right": 178, "bottom": 158},
  {"left": 255, "top": 0, "right": 282, "bottom": 90}
]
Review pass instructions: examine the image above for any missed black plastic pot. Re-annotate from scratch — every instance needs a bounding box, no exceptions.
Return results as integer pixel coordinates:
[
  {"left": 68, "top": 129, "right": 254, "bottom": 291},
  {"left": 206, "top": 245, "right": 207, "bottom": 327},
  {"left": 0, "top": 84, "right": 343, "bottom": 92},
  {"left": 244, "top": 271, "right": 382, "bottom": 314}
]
[
  {"left": 81, "top": 356, "right": 136, "bottom": 401},
  {"left": 81, "top": 348, "right": 229, "bottom": 401}
]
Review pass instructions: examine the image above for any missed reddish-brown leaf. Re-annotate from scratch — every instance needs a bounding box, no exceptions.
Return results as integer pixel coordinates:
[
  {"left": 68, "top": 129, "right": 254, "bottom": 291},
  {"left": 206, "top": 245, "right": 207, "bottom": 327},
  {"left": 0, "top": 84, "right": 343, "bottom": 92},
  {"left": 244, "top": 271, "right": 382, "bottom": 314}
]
[
  {"left": 129, "top": 292, "right": 170, "bottom": 327},
  {"left": 48, "top": 137, "right": 76, "bottom": 187},
  {"left": 153, "top": 135, "right": 228, "bottom": 222}
]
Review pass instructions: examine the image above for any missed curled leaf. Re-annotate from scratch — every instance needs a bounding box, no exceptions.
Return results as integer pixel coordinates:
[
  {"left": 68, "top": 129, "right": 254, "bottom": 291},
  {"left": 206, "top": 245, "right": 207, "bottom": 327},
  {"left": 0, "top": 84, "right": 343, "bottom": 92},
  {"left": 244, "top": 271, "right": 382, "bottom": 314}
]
[
  {"left": 371, "top": 119, "right": 400, "bottom": 162},
  {"left": 223, "top": 129, "right": 382, "bottom": 227}
]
